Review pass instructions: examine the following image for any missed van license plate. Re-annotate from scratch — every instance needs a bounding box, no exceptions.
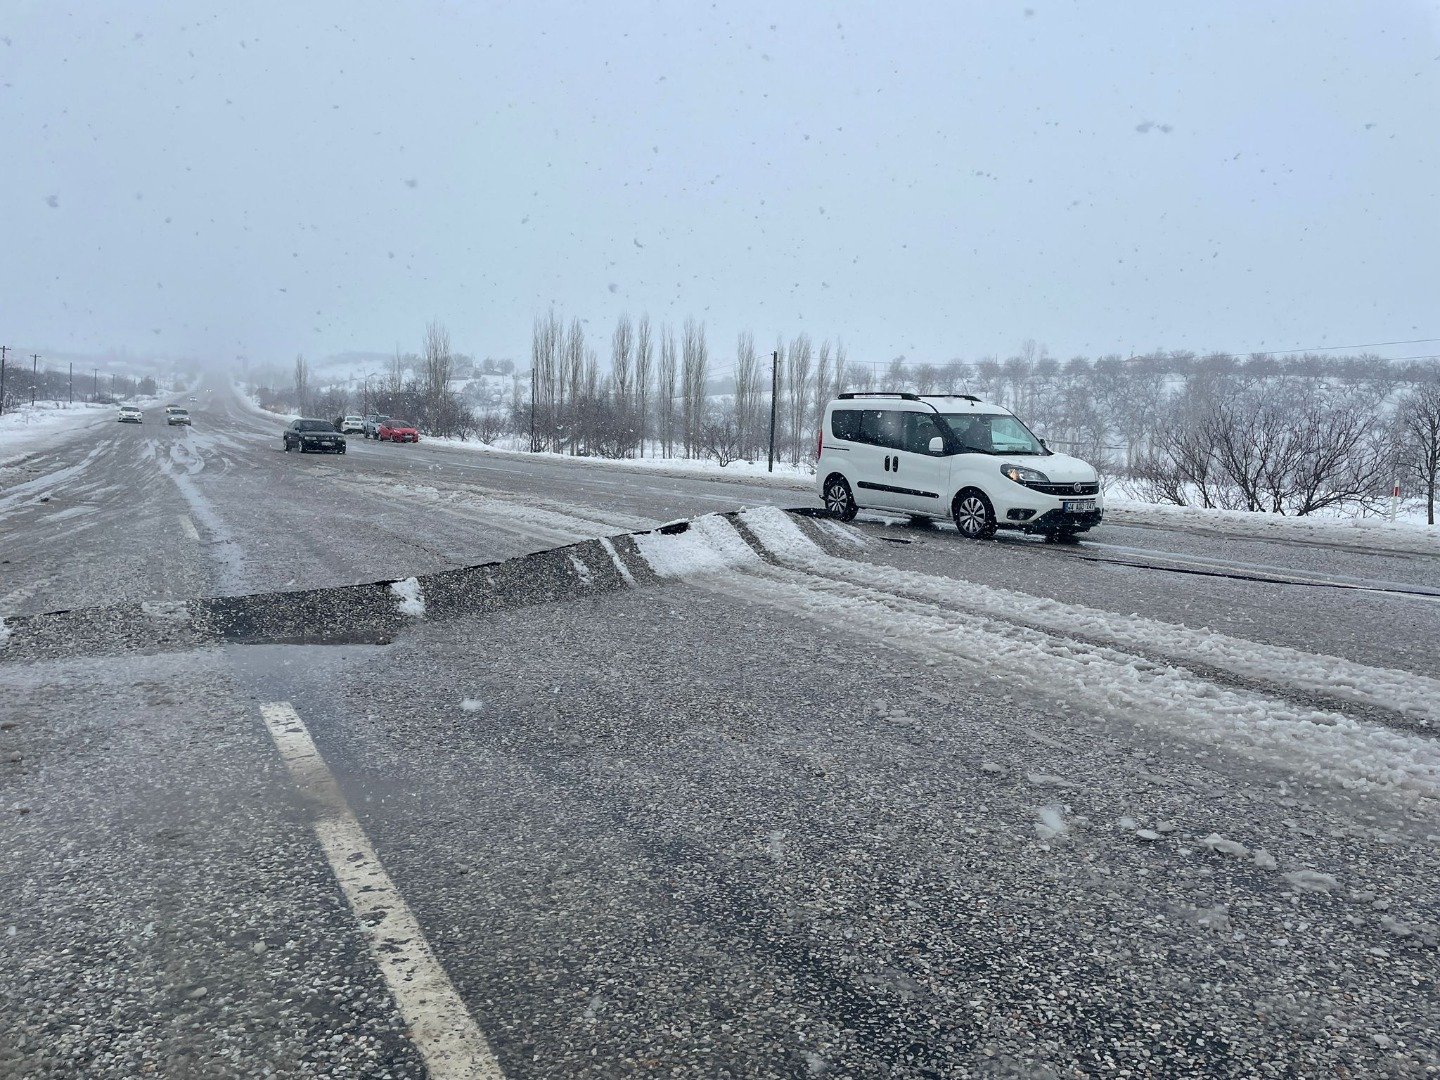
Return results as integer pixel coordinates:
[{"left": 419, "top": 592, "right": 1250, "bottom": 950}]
[{"left": 1063, "top": 499, "right": 1097, "bottom": 513}]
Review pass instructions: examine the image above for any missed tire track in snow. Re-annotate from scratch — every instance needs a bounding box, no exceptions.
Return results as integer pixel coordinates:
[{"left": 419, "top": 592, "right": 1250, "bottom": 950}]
[
  {"left": 741, "top": 510, "right": 1440, "bottom": 729},
  {"left": 155, "top": 453, "right": 247, "bottom": 594},
  {"left": 627, "top": 511, "right": 1440, "bottom": 806}
]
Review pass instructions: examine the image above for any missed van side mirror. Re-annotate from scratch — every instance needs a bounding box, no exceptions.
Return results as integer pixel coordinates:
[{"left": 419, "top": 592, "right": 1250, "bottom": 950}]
[
  {"left": 1039, "top": 438, "right": 1048, "bottom": 451},
  {"left": 928, "top": 436, "right": 945, "bottom": 455}
]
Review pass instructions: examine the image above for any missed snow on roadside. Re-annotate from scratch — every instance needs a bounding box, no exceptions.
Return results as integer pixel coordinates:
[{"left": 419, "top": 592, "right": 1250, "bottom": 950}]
[
  {"left": 233, "top": 383, "right": 299, "bottom": 423},
  {"left": 1103, "top": 496, "right": 1439, "bottom": 556},
  {"left": 0, "top": 395, "right": 169, "bottom": 467},
  {"left": 738, "top": 507, "right": 1440, "bottom": 727},
  {"left": 416, "top": 433, "right": 815, "bottom": 491}
]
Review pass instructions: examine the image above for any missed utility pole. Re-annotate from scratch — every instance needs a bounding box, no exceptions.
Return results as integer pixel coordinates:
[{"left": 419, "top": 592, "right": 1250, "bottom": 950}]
[
  {"left": 0, "top": 345, "right": 8, "bottom": 416},
  {"left": 92, "top": 368, "right": 98, "bottom": 401},
  {"left": 767, "top": 349, "right": 779, "bottom": 473},
  {"left": 68, "top": 362, "right": 73, "bottom": 404},
  {"left": 31, "top": 354, "right": 39, "bottom": 407},
  {"left": 530, "top": 365, "right": 537, "bottom": 452}
]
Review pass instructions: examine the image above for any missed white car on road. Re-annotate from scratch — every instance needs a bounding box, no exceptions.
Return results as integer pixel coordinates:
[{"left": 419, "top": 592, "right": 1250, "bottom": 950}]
[
  {"left": 338, "top": 415, "right": 366, "bottom": 434},
  {"left": 118, "top": 406, "right": 143, "bottom": 424},
  {"left": 166, "top": 408, "right": 192, "bottom": 426},
  {"left": 817, "top": 392, "right": 1102, "bottom": 541}
]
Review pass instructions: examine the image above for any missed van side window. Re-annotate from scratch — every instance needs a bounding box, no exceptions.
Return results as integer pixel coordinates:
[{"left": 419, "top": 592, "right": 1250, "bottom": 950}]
[
  {"left": 905, "top": 414, "right": 944, "bottom": 454},
  {"left": 830, "top": 409, "right": 862, "bottom": 441},
  {"left": 860, "top": 409, "right": 905, "bottom": 449}
]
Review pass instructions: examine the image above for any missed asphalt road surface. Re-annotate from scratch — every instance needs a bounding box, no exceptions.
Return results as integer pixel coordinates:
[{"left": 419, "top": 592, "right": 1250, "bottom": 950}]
[{"left": 2, "top": 386, "right": 1438, "bottom": 1078}]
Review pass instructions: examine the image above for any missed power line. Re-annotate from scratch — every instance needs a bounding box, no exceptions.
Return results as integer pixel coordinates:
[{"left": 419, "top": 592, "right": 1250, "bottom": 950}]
[{"left": 1261, "top": 336, "right": 1440, "bottom": 355}]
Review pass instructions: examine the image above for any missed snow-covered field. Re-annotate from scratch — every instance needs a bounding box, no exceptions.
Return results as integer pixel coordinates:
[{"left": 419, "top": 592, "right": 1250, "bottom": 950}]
[
  {"left": 1103, "top": 495, "right": 1439, "bottom": 555},
  {"left": 0, "top": 396, "right": 169, "bottom": 467}
]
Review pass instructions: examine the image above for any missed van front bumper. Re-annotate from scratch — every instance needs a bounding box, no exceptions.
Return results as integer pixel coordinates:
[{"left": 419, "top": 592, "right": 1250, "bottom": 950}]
[{"left": 1012, "top": 507, "right": 1103, "bottom": 533}]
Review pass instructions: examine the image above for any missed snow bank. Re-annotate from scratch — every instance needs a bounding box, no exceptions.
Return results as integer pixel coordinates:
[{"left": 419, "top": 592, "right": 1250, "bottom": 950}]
[
  {"left": 233, "top": 382, "right": 299, "bottom": 423},
  {"left": 390, "top": 577, "right": 426, "bottom": 617}
]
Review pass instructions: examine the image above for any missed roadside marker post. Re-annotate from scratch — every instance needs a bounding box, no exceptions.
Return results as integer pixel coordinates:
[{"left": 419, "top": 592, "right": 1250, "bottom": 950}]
[{"left": 1390, "top": 478, "right": 1401, "bottom": 523}]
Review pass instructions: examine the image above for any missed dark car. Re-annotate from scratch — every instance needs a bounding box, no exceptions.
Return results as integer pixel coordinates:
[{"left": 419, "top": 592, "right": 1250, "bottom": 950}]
[{"left": 283, "top": 418, "right": 347, "bottom": 454}]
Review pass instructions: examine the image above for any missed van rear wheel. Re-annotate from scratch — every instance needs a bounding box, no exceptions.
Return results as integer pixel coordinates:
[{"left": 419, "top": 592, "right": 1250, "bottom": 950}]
[
  {"left": 823, "top": 476, "right": 858, "bottom": 522},
  {"left": 953, "top": 490, "right": 996, "bottom": 540}
]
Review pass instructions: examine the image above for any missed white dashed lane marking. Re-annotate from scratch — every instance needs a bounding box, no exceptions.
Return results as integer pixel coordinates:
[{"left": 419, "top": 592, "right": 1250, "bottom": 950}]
[{"left": 259, "top": 701, "right": 505, "bottom": 1079}]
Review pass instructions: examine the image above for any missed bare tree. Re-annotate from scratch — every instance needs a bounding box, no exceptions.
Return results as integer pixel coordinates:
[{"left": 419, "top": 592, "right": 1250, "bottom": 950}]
[
  {"left": 785, "top": 334, "right": 813, "bottom": 463},
  {"left": 530, "top": 310, "right": 562, "bottom": 450},
  {"left": 657, "top": 324, "right": 678, "bottom": 457},
  {"left": 1397, "top": 380, "right": 1440, "bottom": 524},
  {"left": 634, "top": 314, "right": 653, "bottom": 457},
  {"left": 422, "top": 320, "right": 457, "bottom": 435},
  {"left": 611, "top": 314, "right": 633, "bottom": 405},
  {"left": 293, "top": 354, "right": 310, "bottom": 414},
  {"left": 812, "top": 340, "right": 832, "bottom": 440},
  {"left": 681, "top": 318, "right": 708, "bottom": 458},
  {"left": 562, "top": 319, "right": 585, "bottom": 453},
  {"left": 702, "top": 405, "right": 741, "bottom": 467},
  {"left": 734, "top": 331, "right": 758, "bottom": 460}
]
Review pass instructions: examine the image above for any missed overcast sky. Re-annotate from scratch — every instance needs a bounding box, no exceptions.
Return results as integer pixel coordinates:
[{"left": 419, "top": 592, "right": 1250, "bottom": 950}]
[{"left": 3, "top": 1, "right": 1437, "bottom": 371}]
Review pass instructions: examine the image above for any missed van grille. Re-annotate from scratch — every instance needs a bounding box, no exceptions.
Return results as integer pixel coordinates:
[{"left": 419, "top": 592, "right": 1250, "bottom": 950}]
[{"left": 1027, "top": 481, "right": 1099, "bottom": 496}]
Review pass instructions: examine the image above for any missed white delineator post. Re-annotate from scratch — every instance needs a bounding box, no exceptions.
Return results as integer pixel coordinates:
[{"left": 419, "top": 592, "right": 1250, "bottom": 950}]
[{"left": 1390, "top": 478, "right": 1401, "bottom": 522}]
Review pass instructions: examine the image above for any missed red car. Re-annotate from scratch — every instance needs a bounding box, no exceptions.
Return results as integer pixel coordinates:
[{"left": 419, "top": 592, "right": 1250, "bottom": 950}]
[{"left": 377, "top": 419, "right": 420, "bottom": 443}]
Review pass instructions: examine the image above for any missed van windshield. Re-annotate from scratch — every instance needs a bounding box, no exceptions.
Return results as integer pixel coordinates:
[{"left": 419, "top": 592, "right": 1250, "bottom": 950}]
[{"left": 938, "top": 414, "right": 1046, "bottom": 456}]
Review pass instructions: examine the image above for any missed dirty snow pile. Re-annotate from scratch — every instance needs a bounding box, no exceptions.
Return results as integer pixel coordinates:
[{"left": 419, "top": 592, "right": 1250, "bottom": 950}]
[{"left": 390, "top": 577, "right": 426, "bottom": 617}]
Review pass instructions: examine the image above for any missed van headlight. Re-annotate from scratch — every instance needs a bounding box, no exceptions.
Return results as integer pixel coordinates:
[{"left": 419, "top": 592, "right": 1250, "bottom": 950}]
[{"left": 1001, "top": 463, "right": 1049, "bottom": 485}]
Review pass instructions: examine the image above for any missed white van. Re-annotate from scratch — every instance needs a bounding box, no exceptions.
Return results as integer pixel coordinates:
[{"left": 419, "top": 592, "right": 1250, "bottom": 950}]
[{"left": 816, "top": 393, "right": 1102, "bottom": 540}]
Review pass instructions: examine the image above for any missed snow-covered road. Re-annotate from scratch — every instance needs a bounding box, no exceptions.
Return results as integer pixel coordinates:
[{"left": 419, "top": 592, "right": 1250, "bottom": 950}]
[{"left": 2, "top": 383, "right": 1438, "bottom": 1077}]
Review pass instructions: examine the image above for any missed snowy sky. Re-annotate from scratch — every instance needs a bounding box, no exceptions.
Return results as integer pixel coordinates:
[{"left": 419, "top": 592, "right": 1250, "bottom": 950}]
[{"left": 3, "top": 1, "right": 1438, "bottom": 370}]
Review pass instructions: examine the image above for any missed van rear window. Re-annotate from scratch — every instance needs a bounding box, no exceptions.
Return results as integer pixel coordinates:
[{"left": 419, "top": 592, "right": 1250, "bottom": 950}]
[{"left": 830, "top": 409, "right": 862, "bottom": 441}]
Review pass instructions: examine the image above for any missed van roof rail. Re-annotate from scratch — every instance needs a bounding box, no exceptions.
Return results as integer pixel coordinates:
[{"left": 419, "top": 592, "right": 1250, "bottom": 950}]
[
  {"left": 920, "top": 393, "right": 983, "bottom": 402},
  {"left": 838, "top": 391, "right": 920, "bottom": 401}
]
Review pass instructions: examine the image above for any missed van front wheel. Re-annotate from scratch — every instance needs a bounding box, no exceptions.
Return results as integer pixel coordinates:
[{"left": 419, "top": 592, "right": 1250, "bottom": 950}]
[
  {"left": 823, "top": 476, "right": 858, "bottom": 522},
  {"left": 953, "top": 490, "right": 996, "bottom": 540}
]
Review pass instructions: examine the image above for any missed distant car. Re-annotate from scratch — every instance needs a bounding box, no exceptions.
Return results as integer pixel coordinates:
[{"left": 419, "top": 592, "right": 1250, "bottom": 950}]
[
  {"left": 376, "top": 419, "right": 419, "bottom": 443},
  {"left": 363, "top": 414, "right": 390, "bottom": 439},
  {"left": 166, "top": 409, "right": 192, "bottom": 426},
  {"left": 338, "top": 415, "right": 365, "bottom": 434},
  {"left": 283, "top": 418, "right": 346, "bottom": 454},
  {"left": 118, "top": 406, "right": 143, "bottom": 424}
]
